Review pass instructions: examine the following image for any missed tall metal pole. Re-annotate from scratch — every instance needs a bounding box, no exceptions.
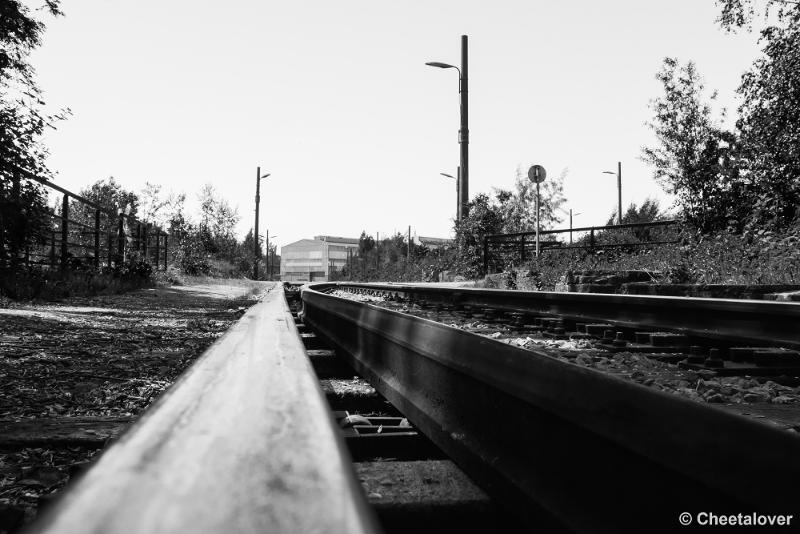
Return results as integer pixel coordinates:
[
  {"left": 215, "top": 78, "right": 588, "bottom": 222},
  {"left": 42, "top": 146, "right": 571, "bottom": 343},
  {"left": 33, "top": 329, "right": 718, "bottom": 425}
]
[
  {"left": 61, "top": 194, "right": 69, "bottom": 271},
  {"left": 264, "top": 228, "right": 272, "bottom": 280},
  {"left": 459, "top": 35, "right": 469, "bottom": 218},
  {"left": 569, "top": 209, "right": 573, "bottom": 245},
  {"left": 254, "top": 166, "right": 261, "bottom": 279},
  {"left": 535, "top": 182, "right": 541, "bottom": 257},
  {"left": 456, "top": 167, "right": 462, "bottom": 222},
  {"left": 407, "top": 225, "right": 411, "bottom": 264},
  {"left": 617, "top": 161, "right": 622, "bottom": 225}
]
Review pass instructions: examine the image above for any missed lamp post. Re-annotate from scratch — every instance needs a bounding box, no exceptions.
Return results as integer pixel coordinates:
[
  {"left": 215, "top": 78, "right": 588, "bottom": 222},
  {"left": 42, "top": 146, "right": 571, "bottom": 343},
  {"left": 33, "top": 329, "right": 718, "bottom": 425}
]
[
  {"left": 569, "top": 209, "right": 582, "bottom": 244},
  {"left": 266, "top": 233, "right": 278, "bottom": 280},
  {"left": 602, "top": 162, "right": 622, "bottom": 225},
  {"left": 254, "top": 167, "right": 270, "bottom": 279},
  {"left": 440, "top": 171, "right": 460, "bottom": 221},
  {"left": 426, "top": 35, "right": 469, "bottom": 220}
]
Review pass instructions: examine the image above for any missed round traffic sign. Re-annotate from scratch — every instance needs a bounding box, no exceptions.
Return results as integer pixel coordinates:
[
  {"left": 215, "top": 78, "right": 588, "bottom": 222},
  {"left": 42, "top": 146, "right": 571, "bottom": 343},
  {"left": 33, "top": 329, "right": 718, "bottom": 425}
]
[{"left": 528, "top": 165, "right": 546, "bottom": 184}]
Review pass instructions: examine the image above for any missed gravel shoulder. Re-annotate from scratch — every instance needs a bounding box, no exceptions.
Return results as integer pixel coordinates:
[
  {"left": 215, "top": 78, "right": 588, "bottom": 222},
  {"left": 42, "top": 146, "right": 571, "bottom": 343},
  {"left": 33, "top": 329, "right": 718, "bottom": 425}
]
[{"left": 0, "top": 278, "right": 271, "bottom": 532}]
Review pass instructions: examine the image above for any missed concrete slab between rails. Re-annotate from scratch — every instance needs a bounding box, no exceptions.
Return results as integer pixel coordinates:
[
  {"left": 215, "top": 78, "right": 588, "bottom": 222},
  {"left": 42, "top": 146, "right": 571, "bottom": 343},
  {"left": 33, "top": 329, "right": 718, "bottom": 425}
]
[
  {"left": 356, "top": 460, "right": 487, "bottom": 505},
  {"left": 27, "top": 282, "right": 379, "bottom": 534},
  {"left": 355, "top": 460, "right": 525, "bottom": 534}
]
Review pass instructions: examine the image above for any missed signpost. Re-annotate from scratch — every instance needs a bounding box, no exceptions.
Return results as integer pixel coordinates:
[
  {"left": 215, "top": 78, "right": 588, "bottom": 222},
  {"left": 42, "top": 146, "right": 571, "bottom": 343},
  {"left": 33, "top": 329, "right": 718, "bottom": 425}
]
[{"left": 527, "top": 165, "right": 546, "bottom": 257}]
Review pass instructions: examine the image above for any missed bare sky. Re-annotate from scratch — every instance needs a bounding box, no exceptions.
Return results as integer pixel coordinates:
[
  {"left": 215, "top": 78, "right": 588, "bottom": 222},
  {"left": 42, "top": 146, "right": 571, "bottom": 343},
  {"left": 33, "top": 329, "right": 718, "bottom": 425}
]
[{"left": 30, "top": 0, "right": 762, "bottom": 248}]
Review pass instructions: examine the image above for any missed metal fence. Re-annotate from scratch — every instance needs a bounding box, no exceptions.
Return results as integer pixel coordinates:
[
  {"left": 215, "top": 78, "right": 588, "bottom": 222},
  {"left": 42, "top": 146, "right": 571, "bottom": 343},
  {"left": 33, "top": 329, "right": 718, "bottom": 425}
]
[
  {"left": 483, "top": 220, "right": 680, "bottom": 274},
  {"left": 1, "top": 166, "right": 168, "bottom": 272}
]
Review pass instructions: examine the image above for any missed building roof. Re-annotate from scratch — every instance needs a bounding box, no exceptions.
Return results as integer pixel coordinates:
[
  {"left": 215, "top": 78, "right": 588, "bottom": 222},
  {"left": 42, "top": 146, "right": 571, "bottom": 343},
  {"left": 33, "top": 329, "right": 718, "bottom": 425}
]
[
  {"left": 282, "top": 238, "right": 324, "bottom": 250},
  {"left": 418, "top": 236, "right": 453, "bottom": 246},
  {"left": 314, "top": 235, "right": 360, "bottom": 245}
]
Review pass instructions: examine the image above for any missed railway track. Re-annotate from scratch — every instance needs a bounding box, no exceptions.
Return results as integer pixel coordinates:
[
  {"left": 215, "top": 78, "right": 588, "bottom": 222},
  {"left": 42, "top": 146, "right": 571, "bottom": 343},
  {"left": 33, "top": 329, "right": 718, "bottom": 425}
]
[
  {"left": 301, "top": 283, "right": 800, "bottom": 533},
  {"left": 25, "top": 282, "right": 800, "bottom": 533}
]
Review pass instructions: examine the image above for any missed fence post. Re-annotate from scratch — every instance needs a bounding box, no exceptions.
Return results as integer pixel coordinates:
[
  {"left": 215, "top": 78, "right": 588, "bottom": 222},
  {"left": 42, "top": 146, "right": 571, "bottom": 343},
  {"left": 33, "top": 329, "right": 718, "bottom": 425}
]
[
  {"left": 117, "top": 215, "right": 125, "bottom": 265},
  {"left": 60, "top": 194, "right": 69, "bottom": 271},
  {"left": 143, "top": 223, "right": 149, "bottom": 260},
  {"left": 50, "top": 229, "right": 56, "bottom": 267},
  {"left": 10, "top": 168, "right": 21, "bottom": 267},
  {"left": 590, "top": 228, "right": 595, "bottom": 251},
  {"left": 483, "top": 236, "right": 489, "bottom": 275},
  {"left": 155, "top": 232, "right": 161, "bottom": 271},
  {"left": 519, "top": 235, "right": 525, "bottom": 264},
  {"left": 107, "top": 229, "right": 113, "bottom": 268},
  {"left": 94, "top": 209, "right": 101, "bottom": 269}
]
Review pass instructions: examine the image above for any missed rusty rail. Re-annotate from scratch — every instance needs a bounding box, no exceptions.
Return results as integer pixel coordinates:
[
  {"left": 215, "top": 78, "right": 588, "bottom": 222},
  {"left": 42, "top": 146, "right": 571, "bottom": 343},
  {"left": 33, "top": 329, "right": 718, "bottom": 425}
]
[
  {"left": 27, "top": 284, "right": 379, "bottom": 534},
  {"left": 301, "top": 282, "right": 800, "bottom": 533}
]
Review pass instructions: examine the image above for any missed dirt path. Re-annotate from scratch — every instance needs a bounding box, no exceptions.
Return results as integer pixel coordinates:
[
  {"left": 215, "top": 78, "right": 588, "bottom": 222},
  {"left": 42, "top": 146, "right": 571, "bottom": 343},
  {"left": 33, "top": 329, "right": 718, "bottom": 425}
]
[{"left": 0, "top": 279, "right": 273, "bottom": 532}]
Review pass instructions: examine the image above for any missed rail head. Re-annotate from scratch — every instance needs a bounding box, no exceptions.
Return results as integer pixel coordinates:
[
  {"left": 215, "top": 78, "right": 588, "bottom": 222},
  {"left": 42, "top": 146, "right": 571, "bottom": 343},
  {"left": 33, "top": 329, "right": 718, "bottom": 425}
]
[
  {"left": 309, "top": 282, "right": 800, "bottom": 349},
  {"left": 28, "top": 283, "right": 379, "bottom": 534}
]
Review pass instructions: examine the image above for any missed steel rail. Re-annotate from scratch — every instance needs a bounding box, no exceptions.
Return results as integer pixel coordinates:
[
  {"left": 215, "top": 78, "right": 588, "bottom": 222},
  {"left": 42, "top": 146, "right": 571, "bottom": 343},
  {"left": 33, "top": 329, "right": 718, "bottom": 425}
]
[
  {"left": 28, "top": 283, "right": 379, "bottom": 534},
  {"left": 302, "top": 283, "right": 800, "bottom": 534},
  {"left": 330, "top": 282, "right": 800, "bottom": 349}
]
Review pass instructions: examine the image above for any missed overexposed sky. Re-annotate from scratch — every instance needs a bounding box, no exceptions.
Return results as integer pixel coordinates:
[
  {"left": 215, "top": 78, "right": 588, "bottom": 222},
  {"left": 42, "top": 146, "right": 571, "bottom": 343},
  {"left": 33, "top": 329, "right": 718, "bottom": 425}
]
[{"left": 29, "top": 1, "right": 762, "bottom": 248}]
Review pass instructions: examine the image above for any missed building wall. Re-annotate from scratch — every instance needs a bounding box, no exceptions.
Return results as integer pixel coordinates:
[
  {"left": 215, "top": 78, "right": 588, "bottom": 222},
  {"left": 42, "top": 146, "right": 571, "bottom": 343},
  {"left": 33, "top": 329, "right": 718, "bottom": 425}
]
[
  {"left": 280, "top": 239, "right": 359, "bottom": 282},
  {"left": 280, "top": 240, "right": 325, "bottom": 282}
]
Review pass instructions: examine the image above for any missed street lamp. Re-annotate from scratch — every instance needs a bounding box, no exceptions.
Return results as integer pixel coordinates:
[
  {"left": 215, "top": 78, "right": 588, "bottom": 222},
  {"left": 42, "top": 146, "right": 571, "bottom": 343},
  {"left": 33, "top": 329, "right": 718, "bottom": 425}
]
[
  {"left": 602, "top": 162, "right": 622, "bottom": 225},
  {"left": 426, "top": 35, "right": 469, "bottom": 221},
  {"left": 254, "top": 167, "right": 270, "bottom": 279},
  {"left": 266, "top": 233, "right": 278, "bottom": 280},
  {"left": 440, "top": 171, "right": 461, "bottom": 221}
]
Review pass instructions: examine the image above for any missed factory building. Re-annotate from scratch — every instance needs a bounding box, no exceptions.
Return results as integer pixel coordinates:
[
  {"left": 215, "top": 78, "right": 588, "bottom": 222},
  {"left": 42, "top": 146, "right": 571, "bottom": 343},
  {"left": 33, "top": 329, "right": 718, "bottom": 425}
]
[
  {"left": 280, "top": 235, "right": 360, "bottom": 282},
  {"left": 280, "top": 234, "right": 454, "bottom": 282}
]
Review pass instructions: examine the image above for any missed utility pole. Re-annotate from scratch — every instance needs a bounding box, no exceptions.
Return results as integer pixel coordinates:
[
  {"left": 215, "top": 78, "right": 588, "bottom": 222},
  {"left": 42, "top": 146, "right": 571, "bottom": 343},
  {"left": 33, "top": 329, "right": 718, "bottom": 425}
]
[
  {"left": 459, "top": 35, "right": 469, "bottom": 219},
  {"left": 617, "top": 161, "right": 622, "bottom": 225},
  {"left": 456, "top": 167, "right": 462, "bottom": 222},
  {"left": 426, "top": 36, "right": 469, "bottom": 220},
  {"left": 407, "top": 225, "right": 411, "bottom": 263},
  {"left": 254, "top": 167, "right": 270, "bottom": 279},
  {"left": 254, "top": 167, "right": 261, "bottom": 279},
  {"left": 535, "top": 180, "right": 541, "bottom": 257},
  {"left": 602, "top": 162, "right": 623, "bottom": 224}
]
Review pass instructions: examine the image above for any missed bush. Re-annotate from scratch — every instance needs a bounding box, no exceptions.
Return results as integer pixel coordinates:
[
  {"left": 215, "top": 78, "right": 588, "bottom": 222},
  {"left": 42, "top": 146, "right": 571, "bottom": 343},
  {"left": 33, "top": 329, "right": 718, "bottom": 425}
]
[
  {"left": 174, "top": 236, "right": 211, "bottom": 276},
  {"left": 521, "top": 225, "right": 800, "bottom": 289}
]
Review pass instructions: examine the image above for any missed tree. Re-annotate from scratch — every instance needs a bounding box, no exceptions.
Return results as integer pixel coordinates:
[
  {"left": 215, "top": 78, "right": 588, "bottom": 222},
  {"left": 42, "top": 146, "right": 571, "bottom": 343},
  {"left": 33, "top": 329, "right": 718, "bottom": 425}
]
[
  {"left": 735, "top": 9, "right": 800, "bottom": 229},
  {"left": 454, "top": 193, "right": 506, "bottom": 277},
  {"left": 712, "top": 1, "right": 800, "bottom": 230},
  {"left": 163, "top": 190, "right": 188, "bottom": 240},
  {"left": 0, "top": 1, "right": 65, "bottom": 269},
  {"left": 606, "top": 198, "right": 668, "bottom": 226},
  {"left": 641, "top": 58, "right": 738, "bottom": 232},
  {"left": 198, "top": 183, "right": 239, "bottom": 239},
  {"left": 81, "top": 177, "right": 139, "bottom": 218},
  {"left": 498, "top": 166, "right": 567, "bottom": 234},
  {"left": 0, "top": 1, "right": 65, "bottom": 177},
  {"left": 138, "top": 182, "right": 168, "bottom": 224},
  {"left": 716, "top": 0, "right": 797, "bottom": 32},
  {"left": 358, "top": 231, "right": 375, "bottom": 254}
]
